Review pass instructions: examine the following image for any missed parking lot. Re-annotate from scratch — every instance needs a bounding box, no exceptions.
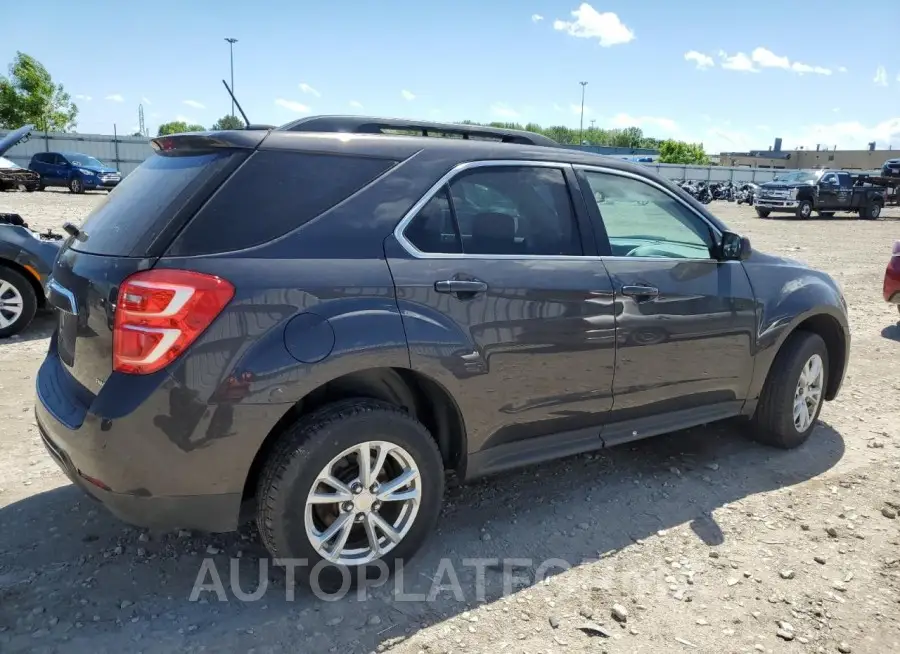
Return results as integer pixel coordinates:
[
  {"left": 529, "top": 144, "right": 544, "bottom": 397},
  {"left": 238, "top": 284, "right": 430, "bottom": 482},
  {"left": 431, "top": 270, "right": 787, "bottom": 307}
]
[{"left": 1, "top": 190, "right": 899, "bottom": 654}]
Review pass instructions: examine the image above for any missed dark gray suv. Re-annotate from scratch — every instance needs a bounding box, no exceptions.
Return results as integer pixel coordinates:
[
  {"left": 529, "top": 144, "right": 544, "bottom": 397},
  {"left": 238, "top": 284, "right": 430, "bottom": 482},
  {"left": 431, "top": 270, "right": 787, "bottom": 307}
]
[{"left": 36, "top": 116, "right": 850, "bottom": 588}]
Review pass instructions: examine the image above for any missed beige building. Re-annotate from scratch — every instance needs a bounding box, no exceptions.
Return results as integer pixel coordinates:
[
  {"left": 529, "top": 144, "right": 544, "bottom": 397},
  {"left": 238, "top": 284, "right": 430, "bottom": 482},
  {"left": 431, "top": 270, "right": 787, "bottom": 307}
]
[{"left": 717, "top": 138, "right": 896, "bottom": 171}]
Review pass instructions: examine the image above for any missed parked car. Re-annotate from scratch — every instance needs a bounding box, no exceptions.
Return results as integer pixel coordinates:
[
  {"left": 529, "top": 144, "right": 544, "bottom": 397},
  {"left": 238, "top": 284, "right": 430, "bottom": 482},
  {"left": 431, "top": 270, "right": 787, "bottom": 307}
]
[
  {"left": 0, "top": 125, "right": 65, "bottom": 337},
  {"left": 884, "top": 240, "right": 900, "bottom": 316},
  {"left": 0, "top": 124, "right": 40, "bottom": 192},
  {"left": 882, "top": 158, "right": 900, "bottom": 178},
  {"left": 36, "top": 116, "right": 850, "bottom": 590},
  {"left": 755, "top": 169, "right": 885, "bottom": 219},
  {"left": 28, "top": 151, "right": 122, "bottom": 193}
]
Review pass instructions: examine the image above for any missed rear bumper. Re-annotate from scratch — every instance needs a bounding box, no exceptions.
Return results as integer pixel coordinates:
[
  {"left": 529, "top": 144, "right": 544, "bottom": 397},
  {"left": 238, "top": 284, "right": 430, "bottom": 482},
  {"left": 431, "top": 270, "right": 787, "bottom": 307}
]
[
  {"left": 36, "top": 414, "right": 239, "bottom": 531},
  {"left": 885, "top": 259, "right": 900, "bottom": 303},
  {"left": 33, "top": 351, "right": 280, "bottom": 533}
]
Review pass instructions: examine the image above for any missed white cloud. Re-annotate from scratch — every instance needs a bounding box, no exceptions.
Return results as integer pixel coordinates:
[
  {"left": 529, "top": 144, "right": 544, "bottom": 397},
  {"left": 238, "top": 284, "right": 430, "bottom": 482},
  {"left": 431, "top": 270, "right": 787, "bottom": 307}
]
[
  {"left": 531, "top": 13, "right": 544, "bottom": 22},
  {"left": 142, "top": 96, "right": 152, "bottom": 105},
  {"left": 684, "top": 51, "right": 714, "bottom": 70},
  {"left": 715, "top": 47, "right": 831, "bottom": 75},
  {"left": 569, "top": 103, "right": 593, "bottom": 117},
  {"left": 873, "top": 65, "right": 888, "bottom": 86},
  {"left": 299, "top": 83, "right": 321, "bottom": 98},
  {"left": 274, "top": 99, "right": 311, "bottom": 113},
  {"left": 751, "top": 47, "right": 790, "bottom": 70},
  {"left": 349, "top": 100, "right": 364, "bottom": 109},
  {"left": 790, "top": 62, "right": 831, "bottom": 75},
  {"left": 552, "top": 103, "right": 564, "bottom": 112},
  {"left": 401, "top": 89, "right": 416, "bottom": 101},
  {"left": 183, "top": 100, "right": 205, "bottom": 109},
  {"left": 105, "top": 94, "right": 124, "bottom": 102},
  {"left": 553, "top": 3, "right": 634, "bottom": 47},
  {"left": 490, "top": 103, "right": 520, "bottom": 119},
  {"left": 609, "top": 113, "right": 679, "bottom": 135},
  {"left": 75, "top": 94, "right": 92, "bottom": 101},
  {"left": 837, "top": 66, "right": 847, "bottom": 73},
  {"left": 697, "top": 115, "right": 900, "bottom": 154},
  {"left": 718, "top": 50, "right": 757, "bottom": 72}
]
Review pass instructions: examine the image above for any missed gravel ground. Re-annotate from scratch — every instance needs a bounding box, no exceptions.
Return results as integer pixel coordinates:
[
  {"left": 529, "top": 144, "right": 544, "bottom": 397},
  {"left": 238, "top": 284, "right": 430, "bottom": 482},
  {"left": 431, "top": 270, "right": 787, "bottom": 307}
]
[{"left": 1, "top": 189, "right": 899, "bottom": 654}]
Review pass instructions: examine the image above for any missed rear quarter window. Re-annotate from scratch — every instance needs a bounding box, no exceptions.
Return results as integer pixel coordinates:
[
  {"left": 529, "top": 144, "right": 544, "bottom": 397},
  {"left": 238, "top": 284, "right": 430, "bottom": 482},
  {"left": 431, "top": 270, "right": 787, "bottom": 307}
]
[
  {"left": 69, "top": 152, "right": 239, "bottom": 257},
  {"left": 167, "top": 150, "right": 396, "bottom": 256}
]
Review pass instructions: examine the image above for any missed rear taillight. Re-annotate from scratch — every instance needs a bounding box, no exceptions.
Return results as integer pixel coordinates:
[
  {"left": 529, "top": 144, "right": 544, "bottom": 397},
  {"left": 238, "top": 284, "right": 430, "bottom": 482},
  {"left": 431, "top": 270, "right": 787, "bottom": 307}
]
[
  {"left": 113, "top": 269, "right": 234, "bottom": 375},
  {"left": 892, "top": 240, "right": 900, "bottom": 256}
]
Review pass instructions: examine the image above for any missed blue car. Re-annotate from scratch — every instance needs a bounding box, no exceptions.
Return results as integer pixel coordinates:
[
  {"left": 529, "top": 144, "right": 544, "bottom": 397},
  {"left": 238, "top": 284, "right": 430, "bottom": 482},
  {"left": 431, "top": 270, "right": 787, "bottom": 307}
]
[{"left": 28, "top": 151, "right": 122, "bottom": 194}]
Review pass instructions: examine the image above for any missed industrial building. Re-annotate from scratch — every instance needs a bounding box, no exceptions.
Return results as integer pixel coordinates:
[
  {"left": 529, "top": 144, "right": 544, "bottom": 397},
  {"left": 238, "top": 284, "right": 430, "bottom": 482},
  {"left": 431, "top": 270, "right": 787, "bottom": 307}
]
[{"left": 718, "top": 138, "right": 894, "bottom": 171}]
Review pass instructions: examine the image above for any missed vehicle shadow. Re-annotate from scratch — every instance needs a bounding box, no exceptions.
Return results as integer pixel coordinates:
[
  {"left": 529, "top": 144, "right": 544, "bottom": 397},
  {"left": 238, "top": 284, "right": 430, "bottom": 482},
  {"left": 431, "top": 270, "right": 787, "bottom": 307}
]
[
  {"left": 0, "top": 311, "right": 55, "bottom": 345},
  {"left": 0, "top": 419, "right": 845, "bottom": 653},
  {"left": 881, "top": 323, "right": 900, "bottom": 341}
]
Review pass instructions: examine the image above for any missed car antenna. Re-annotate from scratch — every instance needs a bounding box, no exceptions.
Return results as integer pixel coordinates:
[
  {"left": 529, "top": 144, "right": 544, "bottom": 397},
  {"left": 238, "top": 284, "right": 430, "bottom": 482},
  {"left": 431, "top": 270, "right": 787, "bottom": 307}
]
[{"left": 221, "top": 79, "right": 251, "bottom": 127}]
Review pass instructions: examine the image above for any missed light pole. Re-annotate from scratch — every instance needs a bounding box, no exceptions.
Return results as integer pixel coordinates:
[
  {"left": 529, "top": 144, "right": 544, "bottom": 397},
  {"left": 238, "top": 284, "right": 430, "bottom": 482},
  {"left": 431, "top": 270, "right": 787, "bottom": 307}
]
[
  {"left": 225, "top": 37, "right": 238, "bottom": 117},
  {"left": 578, "top": 81, "right": 588, "bottom": 144}
]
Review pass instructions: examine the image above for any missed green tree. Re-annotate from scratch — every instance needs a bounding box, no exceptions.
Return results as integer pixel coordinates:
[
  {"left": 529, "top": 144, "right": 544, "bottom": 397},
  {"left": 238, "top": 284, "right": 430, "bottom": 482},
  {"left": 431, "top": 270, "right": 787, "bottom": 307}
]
[
  {"left": 0, "top": 52, "right": 78, "bottom": 131},
  {"left": 658, "top": 139, "right": 710, "bottom": 165},
  {"left": 157, "top": 121, "right": 205, "bottom": 136},
  {"left": 211, "top": 114, "right": 244, "bottom": 130}
]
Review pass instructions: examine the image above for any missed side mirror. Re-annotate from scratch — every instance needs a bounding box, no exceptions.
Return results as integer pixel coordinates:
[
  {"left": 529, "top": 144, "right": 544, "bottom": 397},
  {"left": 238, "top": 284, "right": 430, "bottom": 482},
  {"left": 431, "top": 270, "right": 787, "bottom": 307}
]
[{"left": 720, "top": 231, "right": 751, "bottom": 261}]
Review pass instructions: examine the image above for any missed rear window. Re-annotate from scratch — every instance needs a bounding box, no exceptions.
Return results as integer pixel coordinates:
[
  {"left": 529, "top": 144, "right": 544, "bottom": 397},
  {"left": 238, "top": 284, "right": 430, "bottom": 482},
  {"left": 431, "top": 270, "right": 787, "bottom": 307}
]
[
  {"left": 70, "top": 152, "right": 238, "bottom": 257},
  {"left": 167, "top": 150, "right": 396, "bottom": 256}
]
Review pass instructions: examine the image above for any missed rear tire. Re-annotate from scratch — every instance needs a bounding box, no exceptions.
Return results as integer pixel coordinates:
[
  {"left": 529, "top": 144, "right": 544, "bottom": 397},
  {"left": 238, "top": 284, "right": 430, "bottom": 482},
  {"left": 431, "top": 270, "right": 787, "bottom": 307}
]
[
  {"left": 750, "top": 331, "right": 828, "bottom": 449},
  {"left": 755, "top": 208, "right": 771, "bottom": 218},
  {"left": 256, "top": 399, "right": 445, "bottom": 592},
  {"left": 860, "top": 202, "right": 882, "bottom": 220},
  {"left": 0, "top": 266, "right": 38, "bottom": 338}
]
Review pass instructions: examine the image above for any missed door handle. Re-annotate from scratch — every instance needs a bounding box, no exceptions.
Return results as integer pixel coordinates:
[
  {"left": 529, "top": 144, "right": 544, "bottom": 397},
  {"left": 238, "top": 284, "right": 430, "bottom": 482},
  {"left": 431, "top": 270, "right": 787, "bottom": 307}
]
[
  {"left": 621, "top": 284, "right": 659, "bottom": 298},
  {"left": 434, "top": 280, "right": 488, "bottom": 295}
]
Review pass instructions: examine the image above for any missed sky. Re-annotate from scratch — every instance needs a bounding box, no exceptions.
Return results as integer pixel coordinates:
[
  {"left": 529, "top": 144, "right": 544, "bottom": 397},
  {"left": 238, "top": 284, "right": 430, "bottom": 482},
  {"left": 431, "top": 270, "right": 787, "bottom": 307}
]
[{"left": 3, "top": 0, "right": 899, "bottom": 154}]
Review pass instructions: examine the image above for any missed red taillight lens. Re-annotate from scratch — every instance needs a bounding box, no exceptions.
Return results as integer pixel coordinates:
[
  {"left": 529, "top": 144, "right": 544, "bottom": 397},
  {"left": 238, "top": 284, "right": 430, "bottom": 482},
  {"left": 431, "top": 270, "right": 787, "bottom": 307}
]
[
  {"left": 892, "top": 240, "right": 900, "bottom": 256},
  {"left": 113, "top": 269, "right": 234, "bottom": 375}
]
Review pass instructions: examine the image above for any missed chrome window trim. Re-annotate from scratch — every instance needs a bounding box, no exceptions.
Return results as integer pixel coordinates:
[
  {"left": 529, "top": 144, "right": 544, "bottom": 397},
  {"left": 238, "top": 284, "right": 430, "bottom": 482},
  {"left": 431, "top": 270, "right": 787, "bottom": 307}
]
[
  {"left": 392, "top": 159, "right": 726, "bottom": 264},
  {"left": 393, "top": 160, "right": 604, "bottom": 261}
]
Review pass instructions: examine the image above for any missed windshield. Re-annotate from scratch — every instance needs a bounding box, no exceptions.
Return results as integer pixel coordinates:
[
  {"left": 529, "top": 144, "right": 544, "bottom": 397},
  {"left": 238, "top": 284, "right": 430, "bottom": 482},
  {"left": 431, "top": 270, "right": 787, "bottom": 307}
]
[
  {"left": 65, "top": 154, "right": 105, "bottom": 168},
  {"left": 772, "top": 171, "right": 821, "bottom": 183},
  {"left": 0, "top": 156, "right": 20, "bottom": 169}
]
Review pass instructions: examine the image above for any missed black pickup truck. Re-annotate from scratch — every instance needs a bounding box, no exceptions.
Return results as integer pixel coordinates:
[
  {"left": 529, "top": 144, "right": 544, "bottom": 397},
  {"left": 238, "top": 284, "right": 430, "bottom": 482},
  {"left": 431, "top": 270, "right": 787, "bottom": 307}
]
[{"left": 754, "top": 169, "right": 885, "bottom": 220}]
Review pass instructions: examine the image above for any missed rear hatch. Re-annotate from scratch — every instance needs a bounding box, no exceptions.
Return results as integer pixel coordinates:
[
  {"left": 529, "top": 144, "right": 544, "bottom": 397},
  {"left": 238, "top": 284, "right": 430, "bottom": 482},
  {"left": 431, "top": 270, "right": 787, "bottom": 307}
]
[{"left": 46, "top": 134, "right": 259, "bottom": 403}]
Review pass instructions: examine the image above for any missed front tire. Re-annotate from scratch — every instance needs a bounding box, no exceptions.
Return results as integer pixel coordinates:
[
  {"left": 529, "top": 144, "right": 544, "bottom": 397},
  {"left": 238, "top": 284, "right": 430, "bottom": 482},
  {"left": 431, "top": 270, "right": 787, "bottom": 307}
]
[
  {"left": 795, "top": 201, "right": 813, "bottom": 219},
  {"left": 750, "top": 331, "right": 828, "bottom": 449},
  {"left": 69, "top": 178, "right": 84, "bottom": 194},
  {"left": 256, "top": 399, "right": 445, "bottom": 592},
  {"left": 756, "top": 208, "right": 771, "bottom": 218},
  {"left": 0, "top": 267, "right": 38, "bottom": 338}
]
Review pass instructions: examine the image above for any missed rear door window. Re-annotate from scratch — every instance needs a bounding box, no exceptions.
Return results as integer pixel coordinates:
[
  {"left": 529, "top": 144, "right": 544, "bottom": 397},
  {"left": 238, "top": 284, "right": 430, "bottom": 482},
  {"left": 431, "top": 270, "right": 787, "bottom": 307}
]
[
  {"left": 69, "top": 152, "right": 239, "bottom": 257},
  {"left": 168, "top": 150, "right": 396, "bottom": 256}
]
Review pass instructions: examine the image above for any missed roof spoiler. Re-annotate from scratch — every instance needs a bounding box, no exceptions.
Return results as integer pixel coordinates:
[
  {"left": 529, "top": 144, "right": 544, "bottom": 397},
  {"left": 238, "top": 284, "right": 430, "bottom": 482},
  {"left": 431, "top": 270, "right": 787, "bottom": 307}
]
[
  {"left": 275, "top": 115, "right": 559, "bottom": 147},
  {"left": 150, "top": 130, "right": 268, "bottom": 154}
]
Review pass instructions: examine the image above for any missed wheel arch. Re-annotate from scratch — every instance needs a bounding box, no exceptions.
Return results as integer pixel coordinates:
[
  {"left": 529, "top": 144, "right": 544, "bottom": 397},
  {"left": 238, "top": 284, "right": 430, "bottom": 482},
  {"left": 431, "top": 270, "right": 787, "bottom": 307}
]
[
  {"left": 240, "top": 367, "right": 467, "bottom": 504},
  {"left": 0, "top": 258, "right": 45, "bottom": 308}
]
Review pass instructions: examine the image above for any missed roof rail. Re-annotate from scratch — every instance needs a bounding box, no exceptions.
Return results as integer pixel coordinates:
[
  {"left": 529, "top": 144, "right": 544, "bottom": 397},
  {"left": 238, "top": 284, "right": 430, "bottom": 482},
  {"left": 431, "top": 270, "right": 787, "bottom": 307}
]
[{"left": 275, "top": 115, "right": 559, "bottom": 147}]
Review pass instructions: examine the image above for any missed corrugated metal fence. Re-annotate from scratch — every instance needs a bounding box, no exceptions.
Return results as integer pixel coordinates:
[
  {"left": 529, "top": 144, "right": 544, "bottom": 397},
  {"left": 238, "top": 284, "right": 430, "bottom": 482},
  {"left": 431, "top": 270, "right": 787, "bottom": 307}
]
[
  {"left": 1, "top": 130, "right": 152, "bottom": 177},
  {"left": 1, "top": 129, "right": 882, "bottom": 182}
]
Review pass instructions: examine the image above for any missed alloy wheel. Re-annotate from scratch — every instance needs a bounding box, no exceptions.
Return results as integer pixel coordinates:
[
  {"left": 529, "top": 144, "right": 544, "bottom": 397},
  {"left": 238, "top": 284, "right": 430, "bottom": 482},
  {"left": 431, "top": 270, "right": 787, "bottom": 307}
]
[
  {"left": 793, "top": 353, "right": 824, "bottom": 432},
  {"left": 304, "top": 440, "right": 421, "bottom": 566},
  {"left": 0, "top": 280, "right": 24, "bottom": 329}
]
